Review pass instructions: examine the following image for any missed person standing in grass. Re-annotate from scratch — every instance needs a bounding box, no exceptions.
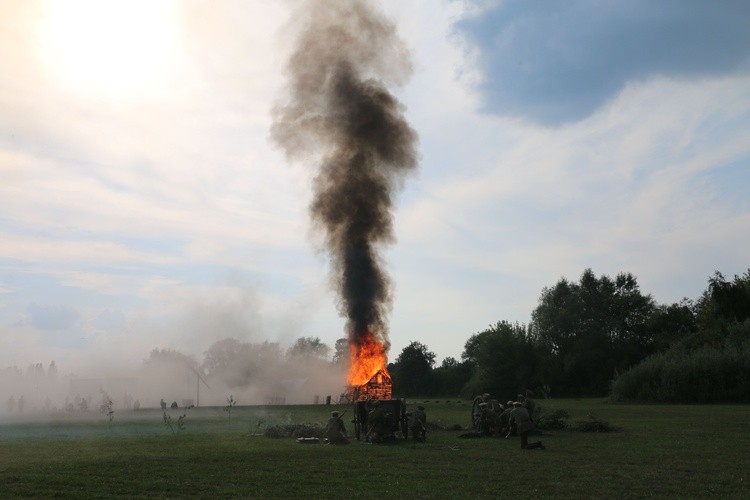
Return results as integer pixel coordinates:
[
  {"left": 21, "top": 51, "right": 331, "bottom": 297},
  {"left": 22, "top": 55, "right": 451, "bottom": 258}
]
[
  {"left": 323, "top": 411, "right": 349, "bottom": 445},
  {"left": 523, "top": 390, "right": 537, "bottom": 423},
  {"left": 508, "top": 402, "right": 544, "bottom": 450},
  {"left": 409, "top": 405, "right": 427, "bottom": 442}
]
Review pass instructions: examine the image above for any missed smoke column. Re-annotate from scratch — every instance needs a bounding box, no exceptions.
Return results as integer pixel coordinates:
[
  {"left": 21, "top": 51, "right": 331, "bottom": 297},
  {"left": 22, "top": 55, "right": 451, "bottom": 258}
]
[{"left": 272, "top": 1, "right": 418, "bottom": 358}]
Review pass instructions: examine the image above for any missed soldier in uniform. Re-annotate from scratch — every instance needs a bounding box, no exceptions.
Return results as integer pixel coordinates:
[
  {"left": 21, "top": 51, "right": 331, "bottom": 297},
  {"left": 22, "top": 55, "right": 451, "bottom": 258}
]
[
  {"left": 367, "top": 400, "right": 392, "bottom": 443},
  {"left": 409, "top": 405, "right": 427, "bottom": 442},
  {"left": 522, "top": 390, "right": 537, "bottom": 423},
  {"left": 499, "top": 401, "right": 514, "bottom": 435},
  {"left": 478, "top": 402, "right": 500, "bottom": 436},
  {"left": 508, "top": 401, "right": 544, "bottom": 449},
  {"left": 323, "top": 411, "right": 349, "bottom": 445}
]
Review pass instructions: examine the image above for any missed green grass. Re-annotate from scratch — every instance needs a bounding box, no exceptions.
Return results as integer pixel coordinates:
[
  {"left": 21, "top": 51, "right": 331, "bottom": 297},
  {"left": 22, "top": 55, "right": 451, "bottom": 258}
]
[{"left": 1, "top": 399, "right": 748, "bottom": 498}]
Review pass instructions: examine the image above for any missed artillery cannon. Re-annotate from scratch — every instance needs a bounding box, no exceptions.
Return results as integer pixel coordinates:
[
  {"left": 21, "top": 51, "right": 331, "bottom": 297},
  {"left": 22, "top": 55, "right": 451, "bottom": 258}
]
[{"left": 351, "top": 398, "right": 409, "bottom": 442}]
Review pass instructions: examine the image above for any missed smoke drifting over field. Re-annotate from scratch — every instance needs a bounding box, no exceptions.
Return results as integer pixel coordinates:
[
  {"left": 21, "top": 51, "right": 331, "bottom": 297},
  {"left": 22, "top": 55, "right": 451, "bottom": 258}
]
[
  {"left": 0, "top": 338, "right": 346, "bottom": 420},
  {"left": 271, "top": 0, "right": 418, "bottom": 351}
]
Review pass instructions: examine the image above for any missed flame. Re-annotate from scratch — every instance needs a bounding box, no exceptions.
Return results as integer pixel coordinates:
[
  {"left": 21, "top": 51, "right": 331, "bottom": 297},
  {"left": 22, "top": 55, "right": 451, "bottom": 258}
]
[{"left": 347, "top": 330, "right": 389, "bottom": 386}]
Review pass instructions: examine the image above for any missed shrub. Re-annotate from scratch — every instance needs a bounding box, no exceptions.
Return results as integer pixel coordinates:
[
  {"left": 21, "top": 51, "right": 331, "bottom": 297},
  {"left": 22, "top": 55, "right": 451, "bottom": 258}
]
[{"left": 611, "top": 339, "right": 750, "bottom": 403}]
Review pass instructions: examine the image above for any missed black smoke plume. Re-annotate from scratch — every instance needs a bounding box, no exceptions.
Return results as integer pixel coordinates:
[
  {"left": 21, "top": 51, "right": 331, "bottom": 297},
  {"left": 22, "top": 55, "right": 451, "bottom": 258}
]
[{"left": 271, "top": 1, "right": 418, "bottom": 352}]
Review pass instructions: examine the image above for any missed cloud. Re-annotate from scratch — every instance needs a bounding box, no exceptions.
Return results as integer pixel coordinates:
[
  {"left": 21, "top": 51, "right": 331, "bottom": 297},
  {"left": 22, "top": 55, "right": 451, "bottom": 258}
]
[
  {"left": 392, "top": 72, "right": 750, "bottom": 345},
  {"left": 26, "top": 303, "right": 80, "bottom": 330},
  {"left": 455, "top": 0, "right": 750, "bottom": 125},
  {"left": 93, "top": 309, "right": 127, "bottom": 333}
]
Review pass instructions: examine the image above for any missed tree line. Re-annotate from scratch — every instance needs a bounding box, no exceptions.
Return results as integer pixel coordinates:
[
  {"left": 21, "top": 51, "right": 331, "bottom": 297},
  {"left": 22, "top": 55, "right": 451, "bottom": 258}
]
[
  {"left": 139, "top": 268, "right": 748, "bottom": 404},
  {"left": 387, "top": 269, "right": 750, "bottom": 403}
]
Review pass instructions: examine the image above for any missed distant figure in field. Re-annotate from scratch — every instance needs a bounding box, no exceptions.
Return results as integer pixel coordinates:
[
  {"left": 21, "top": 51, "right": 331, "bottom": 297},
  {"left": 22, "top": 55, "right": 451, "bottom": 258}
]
[
  {"left": 478, "top": 402, "right": 500, "bottom": 436},
  {"left": 133, "top": 399, "right": 141, "bottom": 410},
  {"left": 170, "top": 401, "right": 178, "bottom": 409},
  {"left": 7, "top": 396, "right": 15, "bottom": 413},
  {"left": 523, "top": 390, "right": 537, "bottom": 423},
  {"left": 160, "top": 399, "right": 167, "bottom": 410},
  {"left": 323, "top": 411, "right": 349, "bottom": 445},
  {"left": 472, "top": 393, "right": 492, "bottom": 431},
  {"left": 17, "top": 395, "right": 26, "bottom": 413},
  {"left": 508, "top": 402, "right": 544, "bottom": 450},
  {"left": 409, "top": 405, "right": 427, "bottom": 442},
  {"left": 500, "top": 401, "right": 515, "bottom": 435}
]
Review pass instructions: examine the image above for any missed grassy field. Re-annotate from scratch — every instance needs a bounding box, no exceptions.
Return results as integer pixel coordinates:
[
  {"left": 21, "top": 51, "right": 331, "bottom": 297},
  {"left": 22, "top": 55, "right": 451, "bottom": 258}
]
[{"left": 1, "top": 398, "right": 748, "bottom": 498}]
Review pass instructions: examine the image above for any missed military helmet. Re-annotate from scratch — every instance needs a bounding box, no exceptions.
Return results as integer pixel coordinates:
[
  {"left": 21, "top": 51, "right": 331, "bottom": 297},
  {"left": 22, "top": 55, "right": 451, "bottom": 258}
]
[
  {"left": 417, "top": 405, "right": 425, "bottom": 410},
  {"left": 331, "top": 411, "right": 339, "bottom": 417}
]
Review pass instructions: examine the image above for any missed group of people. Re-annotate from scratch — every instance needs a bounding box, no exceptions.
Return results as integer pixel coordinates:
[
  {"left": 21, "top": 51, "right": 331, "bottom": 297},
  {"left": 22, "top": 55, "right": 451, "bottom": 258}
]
[
  {"left": 160, "top": 399, "right": 179, "bottom": 410},
  {"left": 6, "top": 395, "right": 25, "bottom": 413},
  {"left": 322, "top": 400, "right": 428, "bottom": 445},
  {"left": 322, "top": 391, "right": 545, "bottom": 449},
  {"left": 474, "top": 391, "right": 544, "bottom": 450}
]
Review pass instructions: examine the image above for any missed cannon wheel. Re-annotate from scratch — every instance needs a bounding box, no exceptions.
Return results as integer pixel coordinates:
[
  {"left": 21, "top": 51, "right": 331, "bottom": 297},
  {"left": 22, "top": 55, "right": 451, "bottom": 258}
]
[
  {"left": 353, "top": 400, "right": 367, "bottom": 441},
  {"left": 400, "top": 401, "right": 408, "bottom": 439},
  {"left": 471, "top": 396, "right": 482, "bottom": 431},
  {"left": 354, "top": 418, "right": 361, "bottom": 440}
]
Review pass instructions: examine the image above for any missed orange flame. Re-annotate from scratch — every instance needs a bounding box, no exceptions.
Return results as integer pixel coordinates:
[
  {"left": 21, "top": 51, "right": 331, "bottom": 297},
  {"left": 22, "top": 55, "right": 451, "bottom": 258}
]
[{"left": 347, "top": 330, "right": 389, "bottom": 386}]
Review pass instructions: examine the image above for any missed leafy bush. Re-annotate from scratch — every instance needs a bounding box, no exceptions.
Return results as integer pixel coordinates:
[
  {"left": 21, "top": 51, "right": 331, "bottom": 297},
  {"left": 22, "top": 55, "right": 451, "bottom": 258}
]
[{"left": 610, "top": 335, "right": 750, "bottom": 403}]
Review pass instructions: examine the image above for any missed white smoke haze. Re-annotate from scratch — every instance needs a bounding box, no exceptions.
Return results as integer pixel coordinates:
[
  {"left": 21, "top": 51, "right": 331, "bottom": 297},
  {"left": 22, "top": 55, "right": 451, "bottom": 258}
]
[
  {"left": 1, "top": 266, "right": 346, "bottom": 422},
  {"left": 0, "top": 335, "right": 347, "bottom": 421}
]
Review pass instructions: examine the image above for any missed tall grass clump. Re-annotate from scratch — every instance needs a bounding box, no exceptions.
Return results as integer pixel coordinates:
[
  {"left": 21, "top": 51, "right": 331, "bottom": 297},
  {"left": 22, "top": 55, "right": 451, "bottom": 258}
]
[{"left": 611, "top": 339, "right": 750, "bottom": 403}]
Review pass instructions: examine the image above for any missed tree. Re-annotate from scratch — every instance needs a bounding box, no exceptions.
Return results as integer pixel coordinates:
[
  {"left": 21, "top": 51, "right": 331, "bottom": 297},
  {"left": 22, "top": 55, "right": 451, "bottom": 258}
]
[
  {"left": 201, "top": 339, "right": 243, "bottom": 377},
  {"left": 201, "top": 338, "right": 283, "bottom": 388},
  {"left": 287, "top": 336, "right": 330, "bottom": 359},
  {"left": 696, "top": 270, "right": 750, "bottom": 329},
  {"left": 530, "top": 269, "right": 657, "bottom": 396},
  {"left": 390, "top": 341, "right": 436, "bottom": 397},
  {"left": 432, "top": 356, "right": 474, "bottom": 397},
  {"left": 332, "top": 338, "right": 349, "bottom": 365},
  {"left": 648, "top": 299, "right": 697, "bottom": 351},
  {"left": 144, "top": 348, "right": 198, "bottom": 371},
  {"left": 462, "top": 321, "right": 541, "bottom": 400},
  {"left": 47, "top": 360, "right": 58, "bottom": 381},
  {"left": 142, "top": 348, "right": 200, "bottom": 404}
]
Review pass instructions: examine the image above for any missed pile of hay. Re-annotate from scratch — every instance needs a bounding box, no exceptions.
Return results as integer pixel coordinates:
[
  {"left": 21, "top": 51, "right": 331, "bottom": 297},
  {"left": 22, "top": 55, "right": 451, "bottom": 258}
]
[
  {"left": 536, "top": 409, "right": 570, "bottom": 430},
  {"left": 264, "top": 423, "right": 323, "bottom": 439}
]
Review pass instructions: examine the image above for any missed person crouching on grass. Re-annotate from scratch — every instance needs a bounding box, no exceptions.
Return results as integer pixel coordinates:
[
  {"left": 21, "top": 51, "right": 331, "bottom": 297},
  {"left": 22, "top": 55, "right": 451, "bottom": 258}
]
[
  {"left": 508, "top": 402, "right": 544, "bottom": 450},
  {"left": 323, "top": 411, "right": 349, "bottom": 445}
]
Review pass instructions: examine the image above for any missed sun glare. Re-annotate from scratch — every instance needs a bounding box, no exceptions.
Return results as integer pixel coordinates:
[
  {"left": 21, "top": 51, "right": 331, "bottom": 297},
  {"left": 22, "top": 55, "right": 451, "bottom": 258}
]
[{"left": 37, "top": 0, "right": 181, "bottom": 98}]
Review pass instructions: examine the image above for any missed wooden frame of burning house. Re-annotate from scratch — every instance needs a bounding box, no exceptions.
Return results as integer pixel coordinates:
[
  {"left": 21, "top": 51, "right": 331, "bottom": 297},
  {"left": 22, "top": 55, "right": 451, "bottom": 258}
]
[{"left": 348, "top": 368, "right": 392, "bottom": 401}]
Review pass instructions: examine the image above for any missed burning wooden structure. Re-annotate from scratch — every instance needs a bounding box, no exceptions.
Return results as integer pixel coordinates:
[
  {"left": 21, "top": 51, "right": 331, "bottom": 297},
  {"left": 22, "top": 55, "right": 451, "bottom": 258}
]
[
  {"left": 347, "top": 368, "right": 392, "bottom": 402},
  {"left": 347, "top": 368, "right": 409, "bottom": 441}
]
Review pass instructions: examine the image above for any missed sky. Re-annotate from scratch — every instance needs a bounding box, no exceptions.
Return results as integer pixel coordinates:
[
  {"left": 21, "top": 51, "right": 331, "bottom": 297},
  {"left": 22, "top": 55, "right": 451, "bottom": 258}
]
[{"left": 1, "top": 0, "right": 749, "bottom": 375}]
